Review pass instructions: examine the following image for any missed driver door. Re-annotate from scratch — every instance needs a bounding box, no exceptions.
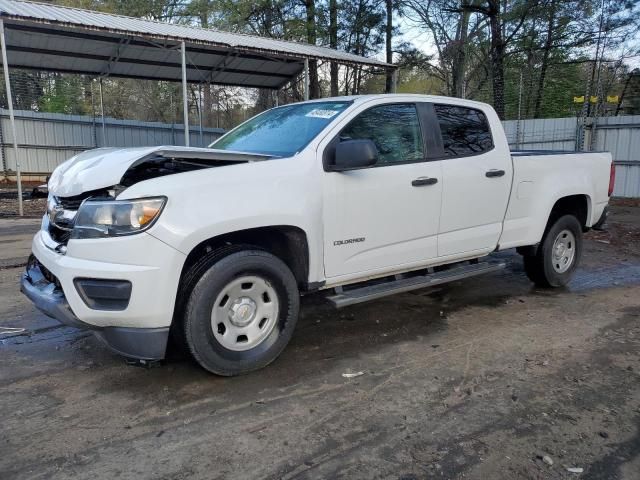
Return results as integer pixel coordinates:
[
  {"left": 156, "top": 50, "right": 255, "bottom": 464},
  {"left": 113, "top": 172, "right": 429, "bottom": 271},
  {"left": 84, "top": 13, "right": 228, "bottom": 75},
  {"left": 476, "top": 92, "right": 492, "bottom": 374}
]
[{"left": 322, "top": 102, "right": 443, "bottom": 280}]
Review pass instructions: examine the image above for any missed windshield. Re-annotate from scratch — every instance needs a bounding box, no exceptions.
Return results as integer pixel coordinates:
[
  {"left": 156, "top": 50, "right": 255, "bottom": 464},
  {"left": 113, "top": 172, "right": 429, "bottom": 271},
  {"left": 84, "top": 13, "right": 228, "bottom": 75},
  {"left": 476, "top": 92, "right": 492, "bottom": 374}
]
[{"left": 209, "top": 101, "right": 352, "bottom": 157}]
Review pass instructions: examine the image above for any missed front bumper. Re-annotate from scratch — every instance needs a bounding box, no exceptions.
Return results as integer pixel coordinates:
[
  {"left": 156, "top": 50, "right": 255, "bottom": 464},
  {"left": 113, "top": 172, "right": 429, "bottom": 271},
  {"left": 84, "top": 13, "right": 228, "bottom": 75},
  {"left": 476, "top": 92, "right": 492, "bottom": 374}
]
[
  {"left": 21, "top": 225, "right": 186, "bottom": 360},
  {"left": 21, "top": 258, "right": 169, "bottom": 360},
  {"left": 20, "top": 257, "right": 86, "bottom": 329},
  {"left": 30, "top": 227, "right": 185, "bottom": 329}
]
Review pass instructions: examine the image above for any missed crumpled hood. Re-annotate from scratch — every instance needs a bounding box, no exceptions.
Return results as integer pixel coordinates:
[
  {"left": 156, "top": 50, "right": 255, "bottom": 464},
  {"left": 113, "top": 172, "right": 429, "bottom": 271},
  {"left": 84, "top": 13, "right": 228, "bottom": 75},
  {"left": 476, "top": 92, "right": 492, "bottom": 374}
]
[{"left": 47, "top": 146, "right": 269, "bottom": 197}]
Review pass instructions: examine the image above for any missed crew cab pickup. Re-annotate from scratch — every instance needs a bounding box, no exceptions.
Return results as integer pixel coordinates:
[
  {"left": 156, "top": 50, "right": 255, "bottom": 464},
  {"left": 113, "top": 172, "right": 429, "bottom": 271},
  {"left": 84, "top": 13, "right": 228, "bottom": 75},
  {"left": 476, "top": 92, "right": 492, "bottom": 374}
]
[{"left": 21, "top": 94, "right": 615, "bottom": 375}]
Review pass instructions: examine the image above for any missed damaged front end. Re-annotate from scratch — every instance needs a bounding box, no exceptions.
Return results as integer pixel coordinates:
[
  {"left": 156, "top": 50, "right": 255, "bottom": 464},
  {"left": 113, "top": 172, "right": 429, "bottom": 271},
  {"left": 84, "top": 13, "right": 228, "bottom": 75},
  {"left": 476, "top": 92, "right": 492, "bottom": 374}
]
[
  {"left": 45, "top": 147, "right": 272, "bottom": 247},
  {"left": 24, "top": 147, "right": 263, "bottom": 361},
  {"left": 46, "top": 187, "right": 113, "bottom": 245},
  {"left": 120, "top": 152, "right": 245, "bottom": 187}
]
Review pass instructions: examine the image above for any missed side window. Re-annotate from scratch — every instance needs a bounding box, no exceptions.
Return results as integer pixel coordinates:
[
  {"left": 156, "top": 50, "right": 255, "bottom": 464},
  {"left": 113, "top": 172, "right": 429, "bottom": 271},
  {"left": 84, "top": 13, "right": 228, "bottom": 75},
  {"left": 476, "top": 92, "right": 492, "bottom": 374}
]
[
  {"left": 434, "top": 104, "right": 494, "bottom": 157},
  {"left": 340, "top": 103, "right": 424, "bottom": 164}
]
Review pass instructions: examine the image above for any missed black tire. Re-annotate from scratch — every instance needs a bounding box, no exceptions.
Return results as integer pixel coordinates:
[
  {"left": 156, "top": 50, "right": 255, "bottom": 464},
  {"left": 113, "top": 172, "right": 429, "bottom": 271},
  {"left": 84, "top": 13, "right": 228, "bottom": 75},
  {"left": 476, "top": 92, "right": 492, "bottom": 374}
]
[
  {"left": 523, "top": 214, "right": 583, "bottom": 288},
  {"left": 182, "top": 248, "right": 299, "bottom": 376}
]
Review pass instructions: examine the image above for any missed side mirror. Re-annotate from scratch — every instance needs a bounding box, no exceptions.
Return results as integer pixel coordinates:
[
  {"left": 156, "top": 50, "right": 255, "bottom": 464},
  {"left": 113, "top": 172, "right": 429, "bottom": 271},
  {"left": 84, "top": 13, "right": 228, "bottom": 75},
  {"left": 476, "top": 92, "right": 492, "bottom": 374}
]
[{"left": 331, "top": 139, "right": 378, "bottom": 171}]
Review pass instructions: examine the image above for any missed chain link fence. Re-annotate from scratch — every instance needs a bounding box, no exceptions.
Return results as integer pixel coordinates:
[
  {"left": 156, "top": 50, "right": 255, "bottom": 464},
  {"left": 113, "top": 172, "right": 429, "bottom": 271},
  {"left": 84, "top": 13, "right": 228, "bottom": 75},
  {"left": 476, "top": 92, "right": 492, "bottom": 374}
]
[{"left": 0, "top": 70, "right": 266, "bottom": 132}]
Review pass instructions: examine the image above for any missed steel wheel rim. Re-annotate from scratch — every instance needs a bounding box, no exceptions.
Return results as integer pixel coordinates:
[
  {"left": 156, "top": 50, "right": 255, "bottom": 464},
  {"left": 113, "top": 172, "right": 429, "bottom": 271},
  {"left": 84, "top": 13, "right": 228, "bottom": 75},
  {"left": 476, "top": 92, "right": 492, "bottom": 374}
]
[
  {"left": 551, "top": 229, "right": 576, "bottom": 274},
  {"left": 211, "top": 275, "right": 279, "bottom": 351}
]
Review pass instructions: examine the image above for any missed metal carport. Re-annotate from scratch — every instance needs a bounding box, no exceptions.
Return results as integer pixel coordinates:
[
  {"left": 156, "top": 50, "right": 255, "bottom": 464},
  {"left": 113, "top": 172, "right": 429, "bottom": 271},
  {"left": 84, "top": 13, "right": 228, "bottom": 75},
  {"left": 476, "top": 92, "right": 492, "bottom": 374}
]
[{"left": 0, "top": 0, "right": 395, "bottom": 214}]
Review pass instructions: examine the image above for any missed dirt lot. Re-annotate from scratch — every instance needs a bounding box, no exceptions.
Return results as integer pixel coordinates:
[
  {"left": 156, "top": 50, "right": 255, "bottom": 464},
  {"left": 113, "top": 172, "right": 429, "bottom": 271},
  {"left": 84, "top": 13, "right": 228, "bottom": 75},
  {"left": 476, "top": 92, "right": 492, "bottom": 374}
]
[
  {"left": 1, "top": 201, "right": 639, "bottom": 480},
  {"left": 0, "top": 186, "right": 47, "bottom": 218}
]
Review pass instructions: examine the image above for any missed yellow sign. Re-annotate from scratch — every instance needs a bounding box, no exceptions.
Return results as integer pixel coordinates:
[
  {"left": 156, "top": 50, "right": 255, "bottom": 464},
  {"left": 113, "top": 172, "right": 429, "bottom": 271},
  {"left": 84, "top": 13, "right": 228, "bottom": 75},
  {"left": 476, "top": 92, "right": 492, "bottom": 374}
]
[
  {"left": 573, "top": 96, "right": 585, "bottom": 103},
  {"left": 590, "top": 96, "right": 599, "bottom": 103},
  {"left": 606, "top": 95, "right": 619, "bottom": 103}
]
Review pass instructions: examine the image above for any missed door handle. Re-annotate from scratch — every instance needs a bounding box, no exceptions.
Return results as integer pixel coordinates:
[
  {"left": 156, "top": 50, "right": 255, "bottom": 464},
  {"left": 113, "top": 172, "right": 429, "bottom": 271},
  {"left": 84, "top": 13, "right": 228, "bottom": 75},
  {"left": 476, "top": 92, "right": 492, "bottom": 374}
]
[
  {"left": 485, "top": 169, "right": 505, "bottom": 178},
  {"left": 412, "top": 177, "right": 438, "bottom": 187}
]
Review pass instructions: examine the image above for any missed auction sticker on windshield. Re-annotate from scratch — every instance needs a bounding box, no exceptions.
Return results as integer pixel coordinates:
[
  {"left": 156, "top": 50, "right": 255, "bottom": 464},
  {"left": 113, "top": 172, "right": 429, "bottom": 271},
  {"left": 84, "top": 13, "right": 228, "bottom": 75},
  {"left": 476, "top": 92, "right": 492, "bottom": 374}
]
[{"left": 305, "top": 109, "right": 340, "bottom": 119}]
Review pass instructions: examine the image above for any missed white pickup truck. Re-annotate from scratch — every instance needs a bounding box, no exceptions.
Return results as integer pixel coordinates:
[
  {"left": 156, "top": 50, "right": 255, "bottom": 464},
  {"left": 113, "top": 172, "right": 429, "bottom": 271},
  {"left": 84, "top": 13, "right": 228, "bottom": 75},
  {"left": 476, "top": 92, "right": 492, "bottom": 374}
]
[{"left": 21, "top": 94, "right": 614, "bottom": 375}]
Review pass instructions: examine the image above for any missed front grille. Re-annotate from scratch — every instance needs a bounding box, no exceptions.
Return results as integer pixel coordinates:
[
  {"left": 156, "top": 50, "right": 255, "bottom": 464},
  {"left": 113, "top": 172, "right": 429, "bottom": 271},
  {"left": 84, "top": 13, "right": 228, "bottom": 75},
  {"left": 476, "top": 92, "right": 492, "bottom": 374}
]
[
  {"left": 49, "top": 224, "right": 72, "bottom": 244},
  {"left": 39, "top": 261, "right": 59, "bottom": 285},
  {"left": 57, "top": 188, "right": 111, "bottom": 210},
  {"left": 30, "top": 255, "right": 62, "bottom": 290},
  {"left": 47, "top": 188, "right": 111, "bottom": 246},
  {"left": 57, "top": 195, "right": 85, "bottom": 210}
]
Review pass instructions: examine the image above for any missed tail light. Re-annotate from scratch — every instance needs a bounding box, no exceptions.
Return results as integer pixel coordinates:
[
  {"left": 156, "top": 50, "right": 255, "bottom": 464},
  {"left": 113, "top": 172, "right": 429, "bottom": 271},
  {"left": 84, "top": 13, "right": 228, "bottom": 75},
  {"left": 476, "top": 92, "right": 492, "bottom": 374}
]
[{"left": 608, "top": 162, "right": 616, "bottom": 197}]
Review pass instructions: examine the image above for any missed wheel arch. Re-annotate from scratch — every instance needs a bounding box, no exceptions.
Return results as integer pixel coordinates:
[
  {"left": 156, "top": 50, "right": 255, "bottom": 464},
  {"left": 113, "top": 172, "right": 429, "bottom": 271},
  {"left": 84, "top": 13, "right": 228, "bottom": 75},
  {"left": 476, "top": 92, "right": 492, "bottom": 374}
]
[
  {"left": 178, "top": 225, "right": 311, "bottom": 293},
  {"left": 546, "top": 194, "right": 592, "bottom": 232},
  {"left": 517, "top": 194, "right": 591, "bottom": 257}
]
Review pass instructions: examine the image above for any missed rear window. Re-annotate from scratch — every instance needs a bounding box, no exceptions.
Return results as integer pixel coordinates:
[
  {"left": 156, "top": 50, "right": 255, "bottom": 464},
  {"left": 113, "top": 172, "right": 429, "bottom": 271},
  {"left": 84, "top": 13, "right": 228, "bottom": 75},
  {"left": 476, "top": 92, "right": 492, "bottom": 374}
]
[{"left": 434, "top": 104, "right": 493, "bottom": 157}]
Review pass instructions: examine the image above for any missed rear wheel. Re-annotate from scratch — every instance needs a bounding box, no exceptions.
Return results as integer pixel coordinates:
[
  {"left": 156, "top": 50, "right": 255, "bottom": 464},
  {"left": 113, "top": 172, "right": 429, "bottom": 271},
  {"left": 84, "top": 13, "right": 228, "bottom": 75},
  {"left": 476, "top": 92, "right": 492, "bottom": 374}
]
[
  {"left": 182, "top": 248, "right": 299, "bottom": 375},
  {"left": 523, "top": 214, "right": 583, "bottom": 288}
]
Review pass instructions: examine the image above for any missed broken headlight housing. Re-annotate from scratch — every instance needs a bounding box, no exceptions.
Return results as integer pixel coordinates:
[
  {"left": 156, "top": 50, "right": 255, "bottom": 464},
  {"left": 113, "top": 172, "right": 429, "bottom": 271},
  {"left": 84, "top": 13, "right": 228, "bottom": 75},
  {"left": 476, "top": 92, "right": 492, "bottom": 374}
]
[{"left": 71, "top": 197, "right": 166, "bottom": 239}]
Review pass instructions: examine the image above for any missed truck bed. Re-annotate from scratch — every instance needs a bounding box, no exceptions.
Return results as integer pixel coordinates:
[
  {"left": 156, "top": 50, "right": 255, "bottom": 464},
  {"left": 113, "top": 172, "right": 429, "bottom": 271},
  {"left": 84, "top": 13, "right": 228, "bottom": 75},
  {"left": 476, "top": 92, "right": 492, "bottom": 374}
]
[{"left": 511, "top": 150, "right": 605, "bottom": 157}]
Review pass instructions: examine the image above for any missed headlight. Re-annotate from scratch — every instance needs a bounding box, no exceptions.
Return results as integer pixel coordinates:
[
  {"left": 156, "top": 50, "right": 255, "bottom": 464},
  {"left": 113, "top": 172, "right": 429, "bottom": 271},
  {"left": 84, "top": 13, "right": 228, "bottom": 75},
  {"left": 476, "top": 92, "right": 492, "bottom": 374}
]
[{"left": 71, "top": 197, "right": 166, "bottom": 239}]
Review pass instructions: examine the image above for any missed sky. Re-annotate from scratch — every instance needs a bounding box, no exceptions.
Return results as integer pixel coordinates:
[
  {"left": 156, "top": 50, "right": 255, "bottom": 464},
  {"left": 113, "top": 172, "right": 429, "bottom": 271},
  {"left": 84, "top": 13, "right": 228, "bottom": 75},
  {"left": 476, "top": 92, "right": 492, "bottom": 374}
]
[{"left": 390, "top": 6, "right": 640, "bottom": 70}]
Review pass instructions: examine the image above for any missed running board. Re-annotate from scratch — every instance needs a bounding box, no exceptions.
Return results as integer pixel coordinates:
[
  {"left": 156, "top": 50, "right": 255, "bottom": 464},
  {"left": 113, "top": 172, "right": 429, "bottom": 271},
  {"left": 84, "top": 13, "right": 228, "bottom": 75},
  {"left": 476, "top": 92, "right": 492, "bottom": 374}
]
[{"left": 327, "top": 261, "right": 506, "bottom": 308}]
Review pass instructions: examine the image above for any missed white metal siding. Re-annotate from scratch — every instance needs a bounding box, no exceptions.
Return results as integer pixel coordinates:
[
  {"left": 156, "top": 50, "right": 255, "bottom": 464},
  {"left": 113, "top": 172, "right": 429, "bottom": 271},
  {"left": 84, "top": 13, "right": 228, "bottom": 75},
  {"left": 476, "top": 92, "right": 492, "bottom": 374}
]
[
  {"left": 615, "top": 164, "right": 640, "bottom": 198},
  {"left": 0, "top": 109, "right": 224, "bottom": 174},
  {"left": 3, "top": 109, "right": 638, "bottom": 198},
  {"left": 503, "top": 115, "right": 640, "bottom": 198}
]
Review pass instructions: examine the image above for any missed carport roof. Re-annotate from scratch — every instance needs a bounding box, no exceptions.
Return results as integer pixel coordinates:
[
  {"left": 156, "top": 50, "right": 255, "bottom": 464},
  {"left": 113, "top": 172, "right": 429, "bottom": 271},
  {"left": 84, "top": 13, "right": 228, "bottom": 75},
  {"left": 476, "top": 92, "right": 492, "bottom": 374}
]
[{"left": 0, "top": 0, "right": 393, "bottom": 90}]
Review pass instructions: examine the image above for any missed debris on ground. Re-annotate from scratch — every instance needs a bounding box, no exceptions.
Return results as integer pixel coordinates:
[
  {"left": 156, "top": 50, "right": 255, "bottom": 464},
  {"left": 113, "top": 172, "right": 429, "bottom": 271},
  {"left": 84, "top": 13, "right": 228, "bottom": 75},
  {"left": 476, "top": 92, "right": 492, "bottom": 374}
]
[
  {"left": 1, "top": 186, "right": 47, "bottom": 217},
  {"left": 566, "top": 467, "right": 584, "bottom": 473},
  {"left": 342, "top": 371, "right": 364, "bottom": 378},
  {"left": 537, "top": 454, "right": 554, "bottom": 465},
  {"left": 0, "top": 326, "right": 26, "bottom": 335}
]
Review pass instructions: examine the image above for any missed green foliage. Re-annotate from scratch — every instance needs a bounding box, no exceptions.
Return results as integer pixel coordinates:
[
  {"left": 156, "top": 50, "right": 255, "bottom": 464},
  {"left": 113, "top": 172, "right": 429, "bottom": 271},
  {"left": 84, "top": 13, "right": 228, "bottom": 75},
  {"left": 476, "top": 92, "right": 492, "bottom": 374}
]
[
  {"left": 2, "top": 0, "right": 637, "bottom": 125},
  {"left": 37, "top": 75, "right": 90, "bottom": 115}
]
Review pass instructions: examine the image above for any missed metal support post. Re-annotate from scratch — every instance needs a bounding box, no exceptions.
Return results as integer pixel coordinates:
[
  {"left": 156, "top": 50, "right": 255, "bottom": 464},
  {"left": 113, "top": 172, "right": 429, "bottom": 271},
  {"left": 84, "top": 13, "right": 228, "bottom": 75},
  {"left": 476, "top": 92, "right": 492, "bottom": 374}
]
[
  {"left": 197, "top": 83, "right": 203, "bottom": 147},
  {"left": 99, "top": 77, "right": 106, "bottom": 146},
  {"left": 181, "top": 41, "right": 190, "bottom": 146},
  {"left": 303, "top": 58, "right": 310, "bottom": 101},
  {"left": 0, "top": 19, "right": 22, "bottom": 216},
  {"left": 515, "top": 71, "right": 523, "bottom": 150}
]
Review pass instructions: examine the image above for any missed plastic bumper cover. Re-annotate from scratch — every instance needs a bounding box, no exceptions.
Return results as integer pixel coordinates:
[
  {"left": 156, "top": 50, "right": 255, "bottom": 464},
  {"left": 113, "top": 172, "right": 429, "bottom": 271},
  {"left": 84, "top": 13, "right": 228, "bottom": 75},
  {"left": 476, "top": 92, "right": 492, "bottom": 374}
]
[
  {"left": 20, "top": 258, "right": 169, "bottom": 360},
  {"left": 30, "top": 228, "right": 184, "bottom": 329}
]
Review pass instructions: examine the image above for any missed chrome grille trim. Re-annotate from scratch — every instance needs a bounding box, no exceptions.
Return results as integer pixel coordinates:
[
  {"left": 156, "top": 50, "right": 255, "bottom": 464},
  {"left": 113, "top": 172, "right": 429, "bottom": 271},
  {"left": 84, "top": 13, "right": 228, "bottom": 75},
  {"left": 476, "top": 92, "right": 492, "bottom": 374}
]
[{"left": 46, "top": 196, "right": 78, "bottom": 245}]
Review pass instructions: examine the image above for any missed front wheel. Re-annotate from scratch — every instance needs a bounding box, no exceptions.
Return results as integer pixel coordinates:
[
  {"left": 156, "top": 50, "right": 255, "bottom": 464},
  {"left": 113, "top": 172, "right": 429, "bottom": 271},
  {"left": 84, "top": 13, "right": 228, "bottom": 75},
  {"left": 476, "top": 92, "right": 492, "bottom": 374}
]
[
  {"left": 183, "top": 249, "right": 300, "bottom": 376},
  {"left": 523, "top": 214, "right": 583, "bottom": 288}
]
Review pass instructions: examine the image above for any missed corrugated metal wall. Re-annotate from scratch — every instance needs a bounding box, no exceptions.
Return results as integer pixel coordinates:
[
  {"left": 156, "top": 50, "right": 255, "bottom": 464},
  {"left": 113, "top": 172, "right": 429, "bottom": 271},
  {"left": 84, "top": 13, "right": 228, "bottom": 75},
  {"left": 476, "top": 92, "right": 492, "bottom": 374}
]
[
  {"left": 504, "top": 115, "right": 640, "bottom": 198},
  {"left": 502, "top": 116, "right": 579, "bottom": 151},
  {"left": 0, "top": 109, "right": 225, "bottom": 175},
  {"left": 591, "top": 116, "right": 640, "bottom": 198},
  {"left": 615, "top": 164, "right": 640, "bottom": 198},
  {"left": 1, "top": 109, "right": 638, "bottom": 197}
]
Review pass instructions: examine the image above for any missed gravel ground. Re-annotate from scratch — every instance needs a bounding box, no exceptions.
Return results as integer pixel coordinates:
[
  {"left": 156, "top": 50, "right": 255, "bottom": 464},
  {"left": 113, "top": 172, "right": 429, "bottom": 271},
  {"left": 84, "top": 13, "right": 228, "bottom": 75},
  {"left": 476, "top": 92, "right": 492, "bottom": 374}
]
[
  {"left": 0, "top": 202, "right": 639, "bottom": 480},
  {"left": 0, "top": 186, "right": 47, "bottom": 218}
]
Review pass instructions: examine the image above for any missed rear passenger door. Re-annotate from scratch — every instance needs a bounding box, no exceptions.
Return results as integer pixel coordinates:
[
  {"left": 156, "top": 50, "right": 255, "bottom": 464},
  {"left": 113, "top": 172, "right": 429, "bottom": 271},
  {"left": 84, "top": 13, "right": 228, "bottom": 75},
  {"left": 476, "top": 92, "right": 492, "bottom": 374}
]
[{"left": 432, "top": 104, "right": 513, "bottom": 257}]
